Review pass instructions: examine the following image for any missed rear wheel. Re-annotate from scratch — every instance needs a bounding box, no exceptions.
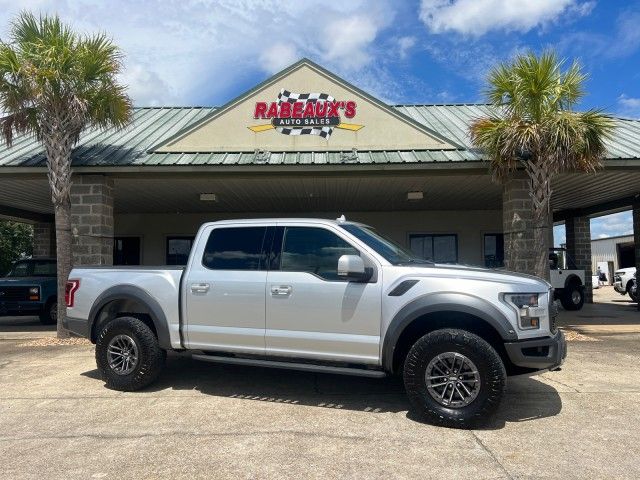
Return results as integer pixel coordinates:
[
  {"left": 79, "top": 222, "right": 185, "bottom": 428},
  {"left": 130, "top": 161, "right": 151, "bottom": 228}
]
[
  {"left": 629, "top": 280, "right": 639, "bottom": 303},
  {"left": 95, "top": 316, "right": 166, "bottom": 391},
  {"left": 560, "top": 284, "right": 584, "bottom": 310},
  {"left": 39, "top": 300, "right": 57, "bottom": 325},
  {"left": 403, "top": 329, "right": 506, "bottom": 428}
]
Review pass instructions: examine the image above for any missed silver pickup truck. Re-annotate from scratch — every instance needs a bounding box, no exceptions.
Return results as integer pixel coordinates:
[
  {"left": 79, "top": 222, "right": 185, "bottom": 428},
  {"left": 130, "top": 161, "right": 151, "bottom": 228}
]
[{"left": 64, "top": 217, "right": 566, "bottom": 428}]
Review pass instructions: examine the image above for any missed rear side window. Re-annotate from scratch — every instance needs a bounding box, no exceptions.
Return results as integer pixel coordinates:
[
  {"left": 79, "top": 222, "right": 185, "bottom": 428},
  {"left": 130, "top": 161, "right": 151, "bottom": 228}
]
[
  {"left": 280, "top": 227, "right": 358, "bottom": 280},
  {"left": 202, "top": 227, "right": 268, "bottom": 270}
]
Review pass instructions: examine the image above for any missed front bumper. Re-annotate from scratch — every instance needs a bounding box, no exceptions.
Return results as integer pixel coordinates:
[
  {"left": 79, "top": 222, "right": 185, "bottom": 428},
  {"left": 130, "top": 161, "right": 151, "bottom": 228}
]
[
  {"left": 614, "top": 282, "right": 625, "bottom": 294},
  {"left": 504, "top": 329, "right": 567, "bottom": 370},
  {"left": 0, "top": 301, "right": 43, "bottom": 317},
  {"left": 63, "top": 316, "right": 90, "bottom": 339}
]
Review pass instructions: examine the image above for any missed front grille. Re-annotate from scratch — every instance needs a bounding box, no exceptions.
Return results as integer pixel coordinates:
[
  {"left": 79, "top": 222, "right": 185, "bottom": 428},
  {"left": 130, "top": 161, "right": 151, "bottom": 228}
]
[
  {"left": 549, "top": 288, "right": 558, "bottom": 333},
  {"left": 0, "top": 286, "right": 31, "bottom": 301}
]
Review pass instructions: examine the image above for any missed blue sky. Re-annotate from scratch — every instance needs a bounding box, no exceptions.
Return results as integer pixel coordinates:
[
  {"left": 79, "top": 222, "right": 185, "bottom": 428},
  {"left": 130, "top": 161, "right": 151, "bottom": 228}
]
[{"left": 0, "top": 0, "right": 635, "bottom": 238}]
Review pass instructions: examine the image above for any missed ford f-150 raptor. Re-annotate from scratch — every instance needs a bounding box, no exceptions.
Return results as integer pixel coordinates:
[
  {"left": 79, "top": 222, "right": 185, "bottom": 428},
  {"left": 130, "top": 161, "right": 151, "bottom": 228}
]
[{"left": 64, "top": 218, "right": 566, "bottom": 428}]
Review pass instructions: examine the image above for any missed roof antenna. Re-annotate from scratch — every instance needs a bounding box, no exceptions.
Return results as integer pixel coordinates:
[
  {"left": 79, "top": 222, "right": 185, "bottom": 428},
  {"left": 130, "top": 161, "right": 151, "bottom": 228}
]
[{"left": 337, "top": 214, "right": 346, "bottom": 223}]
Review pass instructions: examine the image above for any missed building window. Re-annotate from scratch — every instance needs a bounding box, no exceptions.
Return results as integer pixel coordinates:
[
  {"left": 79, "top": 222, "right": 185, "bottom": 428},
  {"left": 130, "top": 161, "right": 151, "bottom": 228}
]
[
  {"left": 484, "top": 233, "right": 504, "bottom": 268},
  {"left": 280, "top": 227, "right": 359, "bottom": 280},
  {"left": 166, "top": 236, "right": 195, "bottom": 265},
  {"left": 114, "top": 237, "right": 141, "bottom": 265},
  {"left": 409, "top": 234, "right": 458, "bottom": 263},
  {"left": 202, "top": 227, "right": 268, "bottom": 270}
]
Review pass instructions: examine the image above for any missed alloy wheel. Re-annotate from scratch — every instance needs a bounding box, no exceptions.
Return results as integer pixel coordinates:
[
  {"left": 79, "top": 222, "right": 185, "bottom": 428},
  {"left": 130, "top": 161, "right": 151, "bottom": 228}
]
[
  {"left": 107, "top": 334, "right": 139, "bottom": 375},
  {"left": 425, "top": 352, "right": 481, "bottom": 408}
]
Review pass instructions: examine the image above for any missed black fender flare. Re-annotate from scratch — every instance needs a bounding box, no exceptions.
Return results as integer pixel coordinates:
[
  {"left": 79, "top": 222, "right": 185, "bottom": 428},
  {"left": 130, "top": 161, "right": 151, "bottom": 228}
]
[
  {"left": 88, "top": 285, "right": 171, "bottom": 349},
  {"left": 382, "top": 292, "right": 517, "bottom": 373},
  {"left": 564, "top": 274, "right": 583, "bottom": 290}
]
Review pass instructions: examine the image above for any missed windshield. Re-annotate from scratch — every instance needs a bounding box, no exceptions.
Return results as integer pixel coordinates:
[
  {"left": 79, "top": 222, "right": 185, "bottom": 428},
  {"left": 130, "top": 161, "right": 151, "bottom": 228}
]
[
  {"left": 340, "top": 224, "right": 431, "bottom": 265},
  {"left": 6, "top": 260, "right": 56, "bottom": 277}
]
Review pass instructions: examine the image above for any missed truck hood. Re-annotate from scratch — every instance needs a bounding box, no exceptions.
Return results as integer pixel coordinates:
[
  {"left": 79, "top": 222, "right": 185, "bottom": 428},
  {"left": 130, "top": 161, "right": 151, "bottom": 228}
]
[
  {"left": 390, "top": 263, "right": 550, "bottom": 290},
  {"left": 615, "top": 267, "right": 636, "bottom": 274}
]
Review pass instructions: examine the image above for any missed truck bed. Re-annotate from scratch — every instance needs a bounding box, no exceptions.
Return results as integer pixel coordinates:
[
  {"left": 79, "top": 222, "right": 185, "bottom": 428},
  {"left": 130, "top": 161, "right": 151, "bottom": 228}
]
[{"left": 67, "top": 266, "right": 184, "bottom": 348}]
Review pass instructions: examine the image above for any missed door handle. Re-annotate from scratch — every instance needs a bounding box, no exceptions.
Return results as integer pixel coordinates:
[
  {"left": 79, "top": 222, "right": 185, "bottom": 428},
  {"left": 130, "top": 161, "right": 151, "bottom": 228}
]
[
  {"left": 190, "top": 283, "right": 210, "bottom": 294},
  {"left": 270, "top": 285, "right": 292, "bottom": 296}
]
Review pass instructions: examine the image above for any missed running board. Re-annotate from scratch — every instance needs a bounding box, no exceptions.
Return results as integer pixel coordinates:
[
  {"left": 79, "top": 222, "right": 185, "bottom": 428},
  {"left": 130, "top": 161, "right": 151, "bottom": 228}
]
[{"left": 191, "top": 354, "right": 387, "bottom": 378}]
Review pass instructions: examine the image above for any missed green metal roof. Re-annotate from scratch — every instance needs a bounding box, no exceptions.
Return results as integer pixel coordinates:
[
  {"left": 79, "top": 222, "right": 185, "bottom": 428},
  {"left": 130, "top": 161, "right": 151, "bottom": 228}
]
[{"left": 1, "top": 104, "right": 639, "bottom": 168}]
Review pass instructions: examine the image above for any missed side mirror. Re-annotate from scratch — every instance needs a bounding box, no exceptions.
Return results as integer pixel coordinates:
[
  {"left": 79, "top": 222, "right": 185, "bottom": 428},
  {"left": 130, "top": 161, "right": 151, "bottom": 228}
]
[{"left": 337, "top": 255, "right": 370, "bottom": 282}]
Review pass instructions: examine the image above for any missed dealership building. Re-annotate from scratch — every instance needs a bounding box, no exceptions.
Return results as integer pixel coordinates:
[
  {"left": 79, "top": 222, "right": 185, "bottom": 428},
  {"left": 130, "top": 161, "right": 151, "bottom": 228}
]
[{"left": 0, "top": 59, "right": 639, "bottom": 303}]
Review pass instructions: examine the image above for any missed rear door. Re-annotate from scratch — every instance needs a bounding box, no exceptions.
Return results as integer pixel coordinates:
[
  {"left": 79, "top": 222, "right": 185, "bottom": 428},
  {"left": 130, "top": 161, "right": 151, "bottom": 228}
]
[
  {"left": 184, "top": 224, "right": 272, "bottom": 354},
  {"left": 265, "top": 225, "right": 382, "bottom": 364}
]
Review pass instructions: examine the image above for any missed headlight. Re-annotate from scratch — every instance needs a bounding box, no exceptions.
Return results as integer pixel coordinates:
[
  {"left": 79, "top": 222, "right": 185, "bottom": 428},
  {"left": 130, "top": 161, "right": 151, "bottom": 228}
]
[
  {"left": 28, "top": 286, "right": 40, "bottom": 300},
  {"left": 504, "top": 293, "right": 541, "bottom": 330}
]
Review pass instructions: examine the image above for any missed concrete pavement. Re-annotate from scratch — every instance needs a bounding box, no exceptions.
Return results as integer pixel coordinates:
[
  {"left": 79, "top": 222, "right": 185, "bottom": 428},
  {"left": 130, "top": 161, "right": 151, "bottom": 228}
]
[{"left": 1, "top": 303, "right": 639, "bottom": 479}]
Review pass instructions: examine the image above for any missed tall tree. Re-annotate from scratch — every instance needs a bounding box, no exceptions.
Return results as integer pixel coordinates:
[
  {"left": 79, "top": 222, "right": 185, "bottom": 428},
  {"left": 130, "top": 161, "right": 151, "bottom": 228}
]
[
  {"left": 0, "top": 12, "right": 132, "bottom": 336},
  {"left": 0, "top": 220, "right": 33, "bottom": 275},
  {"left": 470, "top": 51, "right": 614, "bottom": 279}
]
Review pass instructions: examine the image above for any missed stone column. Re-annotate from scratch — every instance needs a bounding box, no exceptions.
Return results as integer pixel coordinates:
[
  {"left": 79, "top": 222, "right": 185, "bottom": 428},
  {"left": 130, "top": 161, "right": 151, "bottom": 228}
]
[
  {"left": 633, "top": 198, "right": 640, "bottom": 309},
  {"left": 32, "top": 222, "right": 56, "bottom": 257},
  {"left": 70, "top": 175, "right": 114, "bottom": 266},
  {"left": 565, "top": 215, "right": 592, "bottom": 303},
  {"left": 502, "top": 174, "right": 536, "bottom": 275}
]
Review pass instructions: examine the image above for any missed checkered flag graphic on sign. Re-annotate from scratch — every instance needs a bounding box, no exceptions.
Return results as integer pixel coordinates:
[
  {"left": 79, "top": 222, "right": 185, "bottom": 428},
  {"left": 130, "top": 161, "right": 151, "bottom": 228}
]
[{"left": 276, "top": 89, "right": 336, "bottom": 139}]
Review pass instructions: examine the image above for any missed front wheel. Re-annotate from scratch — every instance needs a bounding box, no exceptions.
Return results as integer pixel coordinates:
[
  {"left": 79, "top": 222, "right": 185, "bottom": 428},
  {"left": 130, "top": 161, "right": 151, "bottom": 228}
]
[
  {"left": 39, "top": 300, "right": 57, "bottom": 325},
  {"left": 95, "top": 316, "right": 166, "bottom": 391},
  {"left": 560, "top": 285, "right": 584, "bottom": 310},
  {"left": 403, "top": 329, "right": 506, "bottom": 429},
  {"left": 629, "top": 280, "right": 639, "bottom": 303}
]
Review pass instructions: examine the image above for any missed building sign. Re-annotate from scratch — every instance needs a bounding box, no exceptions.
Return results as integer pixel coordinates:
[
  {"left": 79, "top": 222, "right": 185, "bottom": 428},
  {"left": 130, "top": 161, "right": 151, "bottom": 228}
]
[{"left": 249, "top": 89, "right": 363, "bottom": 139}]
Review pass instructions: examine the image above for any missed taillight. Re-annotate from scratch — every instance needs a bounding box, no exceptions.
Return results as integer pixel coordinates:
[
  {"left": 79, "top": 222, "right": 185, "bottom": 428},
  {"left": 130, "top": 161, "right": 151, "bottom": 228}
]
[{"left": 65, "top": 280, "right": 80, "bottom": 308}]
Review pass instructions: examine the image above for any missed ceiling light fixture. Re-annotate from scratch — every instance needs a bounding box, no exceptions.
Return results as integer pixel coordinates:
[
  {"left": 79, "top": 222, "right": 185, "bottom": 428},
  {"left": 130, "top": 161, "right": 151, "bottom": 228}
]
[
  {"left": 407, "top": 191, "right": 423, "bottom": 201},
  {"left": 199, "top": 193, "right": 218, "bottom": 202}
]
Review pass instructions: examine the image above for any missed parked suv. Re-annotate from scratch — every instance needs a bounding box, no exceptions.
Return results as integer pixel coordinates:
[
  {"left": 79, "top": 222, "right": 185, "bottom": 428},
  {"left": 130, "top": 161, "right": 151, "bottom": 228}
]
[
  {"left": 614, "top": 267, "right": 638, "bottom": 302},
  {"left": 64, "top": 218, "right": 566, "bottom": 428},
  {"left": 0, "top": 258, "right": 58, "bottom": 324}
]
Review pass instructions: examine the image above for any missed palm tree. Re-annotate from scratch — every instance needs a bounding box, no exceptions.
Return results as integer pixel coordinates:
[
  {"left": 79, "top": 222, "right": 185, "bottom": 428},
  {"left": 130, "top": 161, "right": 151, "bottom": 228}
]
[
  {"left": 0, "top": 12, "right": 132, "bottom": 336},
  {"left": 470, "top": 51, "right": 614, "bottom": 280}
]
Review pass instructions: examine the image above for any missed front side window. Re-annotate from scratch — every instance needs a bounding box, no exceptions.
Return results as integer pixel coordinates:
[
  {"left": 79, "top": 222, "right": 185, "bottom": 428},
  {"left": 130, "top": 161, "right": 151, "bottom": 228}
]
[
  {"left": 409, "top": 234, "right": 458, "bottom": 263},
  {"left": 280, "top": 227, "right": 358, "bottom": 280},
  {"left": 202, "top": 227, "right": 267, "bottom": 270},
  {"left": 7, "top": 261, "right": 30, "bottom": 277}
]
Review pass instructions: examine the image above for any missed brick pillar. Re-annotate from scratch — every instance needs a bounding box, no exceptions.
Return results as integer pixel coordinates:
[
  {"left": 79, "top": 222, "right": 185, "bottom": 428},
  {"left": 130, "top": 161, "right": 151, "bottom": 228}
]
[
  {"left": 502, "top": 175, "right": 536, "bottom": 275},
  {"left": 633, "top": 198, "right": 640, "bottom": 309},
  {"left": 565, "top": 215, "right": 592, "bottom": 303},
  {"left": 32, "top": 222, "right": 55, "bottom": 257},
  {"left": 70, "top": 175, "right": 114, "bottom": 266}
]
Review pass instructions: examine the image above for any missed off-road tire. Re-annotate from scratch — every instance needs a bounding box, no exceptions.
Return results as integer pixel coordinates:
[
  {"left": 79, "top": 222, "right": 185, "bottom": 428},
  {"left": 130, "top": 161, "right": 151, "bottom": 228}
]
[
  {"left": 95, "top": 316, "right": 166, "bottom": 391},
  {"left": 403, "top": 328, "right": 506, "bottom": 429},
  {"left": 628, "top": 280, "right": 639, "bottom": 303},
  {"left": 39, "top": 300, "right": 57, "bottom": 325},
  {"left": 560, "top": 284, "right": 584, "bottom": 311}
]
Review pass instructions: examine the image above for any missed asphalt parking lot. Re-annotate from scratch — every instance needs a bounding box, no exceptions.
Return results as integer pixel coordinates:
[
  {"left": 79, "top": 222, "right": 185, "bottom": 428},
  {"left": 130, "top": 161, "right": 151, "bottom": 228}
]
[{"left": 1, "top": 297, "right": 639, "bottom": 479}]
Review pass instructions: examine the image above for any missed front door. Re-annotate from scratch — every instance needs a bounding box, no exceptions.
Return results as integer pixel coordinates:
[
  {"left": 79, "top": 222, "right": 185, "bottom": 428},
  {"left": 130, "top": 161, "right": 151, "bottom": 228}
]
[
  {"left": 265, "top": 225, "right": 382, "bottom": 364},
  {"left": 184, "top": 225, "right": 270, "bottom": 354}
]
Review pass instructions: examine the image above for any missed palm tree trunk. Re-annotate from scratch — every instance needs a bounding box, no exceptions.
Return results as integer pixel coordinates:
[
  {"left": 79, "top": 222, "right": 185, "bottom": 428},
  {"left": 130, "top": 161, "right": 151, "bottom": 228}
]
[
  {"left": 54, "top": 203, "right": 72, "bottom": 338},
  {"left": 527, "top": 161, "right": 552, "bottom": 280}
]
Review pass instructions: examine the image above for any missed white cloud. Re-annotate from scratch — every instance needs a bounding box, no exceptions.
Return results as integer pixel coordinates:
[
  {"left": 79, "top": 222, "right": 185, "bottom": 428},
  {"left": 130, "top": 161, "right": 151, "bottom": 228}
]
[
  {"left": 419, "top": 0, "right": 592, "bottom": 36},
  {"left": 0, "top": 0, "right": 397, "bottom": 106},
  {"left": 591, "top": 211, "right": 634, "bottom": 239},
  {"left": 322, "top": 16, "right": 381, "bottom": 69},
  {"left": 259, "top": 43, "right": 299, "bottom": 74},
  {"left": 617, "top": 94, "right": 640, "bottom": 119},
  {"left": 396, "top": 36, "right": 416, "bottom": 59}
]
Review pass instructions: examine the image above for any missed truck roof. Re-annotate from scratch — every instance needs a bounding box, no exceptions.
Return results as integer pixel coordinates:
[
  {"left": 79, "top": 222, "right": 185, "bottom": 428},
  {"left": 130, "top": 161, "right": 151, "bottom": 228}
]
[{"left": 202, "top": 217, "right": 367, "bottom": 228}]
